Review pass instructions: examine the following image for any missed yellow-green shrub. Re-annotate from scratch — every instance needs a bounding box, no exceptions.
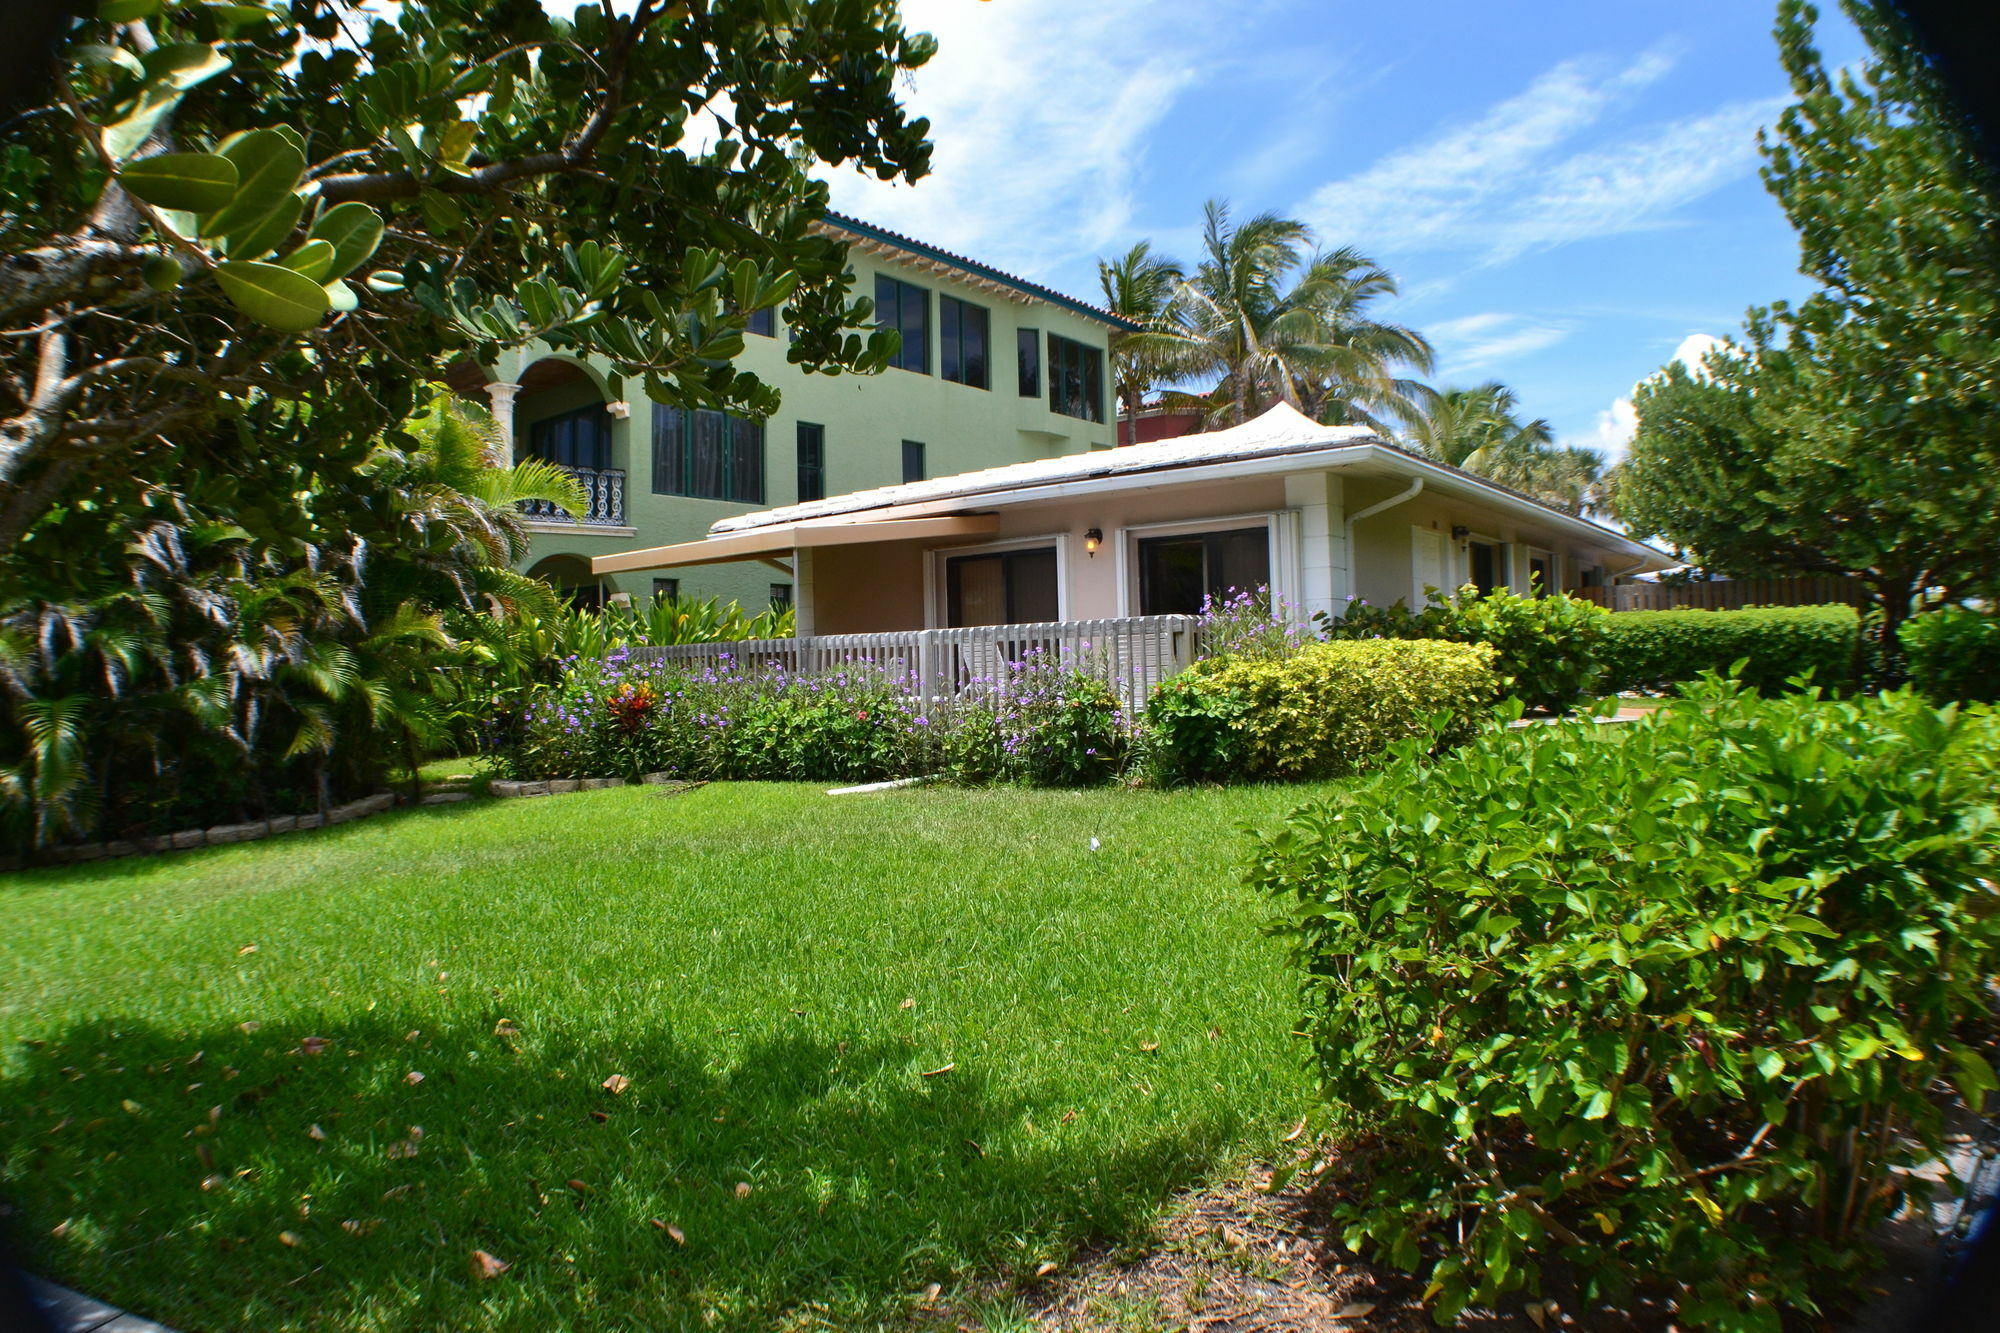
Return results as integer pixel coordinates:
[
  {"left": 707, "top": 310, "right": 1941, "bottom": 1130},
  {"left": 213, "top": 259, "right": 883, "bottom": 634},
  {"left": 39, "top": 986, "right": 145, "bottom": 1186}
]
[{"left": 1147, "top": 640, "right": 1498, "bottom": 783}]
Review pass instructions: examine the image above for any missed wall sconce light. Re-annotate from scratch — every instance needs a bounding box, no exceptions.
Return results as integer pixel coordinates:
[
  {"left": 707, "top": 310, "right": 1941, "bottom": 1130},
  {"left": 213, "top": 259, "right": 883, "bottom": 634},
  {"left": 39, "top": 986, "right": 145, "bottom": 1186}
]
[
  {"left": 1450, "top": 525, "right": 1470, "bottom": 543},
  {"left": 1083, "top": 527, "right": 1103, "bottom": 556}
]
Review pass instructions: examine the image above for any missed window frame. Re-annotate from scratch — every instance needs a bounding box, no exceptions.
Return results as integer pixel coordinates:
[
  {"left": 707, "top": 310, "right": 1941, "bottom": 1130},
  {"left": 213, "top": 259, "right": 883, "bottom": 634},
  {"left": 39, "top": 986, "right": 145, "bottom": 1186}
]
[
  {"left": 527, "top": 404, "right": 612, "bottom": 472},
  {"left": 939, "top": 295, "right": 990, "bottom": 389},
  {"left": 650, "top": 405, "right": 766, "bottom": 504},
  {"left": 1047, "top": 333, "right": 1105, "bottom": 423},
  {"left": 795, "top": 421, "right": 826, "bottom": 503},
  {"left": 875, "top": 274, "right": 931, "bottom": 374},
  {"left": 1017, "top": 327, "right": 1041, "bottom": 398},
  {"left": 652, "top": 577, "right": 680, "bottom": 603},
  {"left": 901, "top": 439, "right": 926, "bottom": 484},
  {"left": 1118, "top": 513, "right": 1281, "bottom": 618},
  {"left": 927, "top": 533, "right": 1071, "bottom": 629}
]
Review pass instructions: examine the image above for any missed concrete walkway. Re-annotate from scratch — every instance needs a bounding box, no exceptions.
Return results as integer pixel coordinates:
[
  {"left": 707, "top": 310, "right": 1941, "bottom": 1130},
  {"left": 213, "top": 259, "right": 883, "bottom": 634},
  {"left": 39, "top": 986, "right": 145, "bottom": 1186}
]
[{"left": 25, "top": 1277, "right": 175, "bottom": 1333}]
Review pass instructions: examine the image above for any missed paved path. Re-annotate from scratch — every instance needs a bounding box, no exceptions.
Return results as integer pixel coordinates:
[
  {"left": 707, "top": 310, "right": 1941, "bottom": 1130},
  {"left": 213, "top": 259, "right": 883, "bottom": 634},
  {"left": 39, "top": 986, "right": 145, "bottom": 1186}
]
[{"left": 25, "top": 1277, "right": 176, "bottom": 1333}]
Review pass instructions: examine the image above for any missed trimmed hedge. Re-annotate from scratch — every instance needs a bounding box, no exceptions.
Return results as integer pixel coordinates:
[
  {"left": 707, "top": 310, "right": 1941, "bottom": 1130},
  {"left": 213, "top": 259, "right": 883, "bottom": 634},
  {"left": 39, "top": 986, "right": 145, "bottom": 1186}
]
[
  {"left": 1902, "top": 605, "right": 2000, "bottom": 703},
  {"left": 1252, "top": 683, "right": 2000, "bottom": 1327},
  {"left": 1144, "top": 639, "right": 1498, "bottom": 784},
  {"left": 1598, "top": 604, "right": 1858, "bottom": 695}
]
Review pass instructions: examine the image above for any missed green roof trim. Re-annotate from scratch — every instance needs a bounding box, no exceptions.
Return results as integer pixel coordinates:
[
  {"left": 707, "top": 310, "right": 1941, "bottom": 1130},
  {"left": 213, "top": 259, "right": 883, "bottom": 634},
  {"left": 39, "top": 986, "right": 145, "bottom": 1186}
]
[{"left": 821, "top": 212, "right": 1141, "bottom": 331}]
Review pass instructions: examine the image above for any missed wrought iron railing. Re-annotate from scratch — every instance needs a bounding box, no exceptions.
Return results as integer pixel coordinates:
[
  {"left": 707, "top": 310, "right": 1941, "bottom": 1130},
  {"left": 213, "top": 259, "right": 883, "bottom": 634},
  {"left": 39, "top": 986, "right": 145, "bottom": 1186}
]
[{"left": 524, "top": 466, "right": 625, "bottom": 526}]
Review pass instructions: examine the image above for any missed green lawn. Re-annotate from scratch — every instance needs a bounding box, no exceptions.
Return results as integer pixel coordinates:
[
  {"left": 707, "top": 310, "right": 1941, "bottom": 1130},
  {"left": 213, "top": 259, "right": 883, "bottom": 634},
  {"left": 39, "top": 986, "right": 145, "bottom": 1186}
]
[{"left": 0, "top": 781, "right": 1329, "bottom": 1332}]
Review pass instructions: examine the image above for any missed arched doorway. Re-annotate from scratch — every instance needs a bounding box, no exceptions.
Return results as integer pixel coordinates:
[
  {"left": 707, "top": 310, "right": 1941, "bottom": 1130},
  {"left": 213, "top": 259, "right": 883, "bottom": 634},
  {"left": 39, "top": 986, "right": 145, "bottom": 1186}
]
[
  {"left": 514, "top": 357, "right": 623, "bottom": 526},
  {"left": 527, "top": 554, "right": 609, "bottom": 611}
]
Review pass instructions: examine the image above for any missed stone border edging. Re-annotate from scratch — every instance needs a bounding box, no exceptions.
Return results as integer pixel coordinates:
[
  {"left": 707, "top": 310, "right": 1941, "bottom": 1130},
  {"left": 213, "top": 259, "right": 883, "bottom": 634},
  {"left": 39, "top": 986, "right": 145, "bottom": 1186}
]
[
  {"left": 1, "top": 792, "right": 397, "bottom": 874},
  {"left": 490, "top": 774, "right": 684, "bottom": 797}
]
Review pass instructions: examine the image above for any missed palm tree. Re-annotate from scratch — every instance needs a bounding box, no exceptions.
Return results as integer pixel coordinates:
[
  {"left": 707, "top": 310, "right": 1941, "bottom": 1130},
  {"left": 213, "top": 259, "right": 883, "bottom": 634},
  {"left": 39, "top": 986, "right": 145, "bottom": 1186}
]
[
  {"left": 1097, "top": 241, "right": 1184, "bottom": 446},
  {"left": 1405, "top": 383, "right": 1606, "bottom": 516},
  {"left": 1121, "top": 200, "right": 1434, "bottom": 431}
]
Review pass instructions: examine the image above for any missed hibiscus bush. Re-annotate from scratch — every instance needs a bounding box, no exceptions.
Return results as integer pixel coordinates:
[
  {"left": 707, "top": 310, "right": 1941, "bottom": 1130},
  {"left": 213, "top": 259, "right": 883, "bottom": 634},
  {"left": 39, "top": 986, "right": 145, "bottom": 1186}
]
[{"left": 1250, "top": 680, "right": 2000, "bottom": 1330}]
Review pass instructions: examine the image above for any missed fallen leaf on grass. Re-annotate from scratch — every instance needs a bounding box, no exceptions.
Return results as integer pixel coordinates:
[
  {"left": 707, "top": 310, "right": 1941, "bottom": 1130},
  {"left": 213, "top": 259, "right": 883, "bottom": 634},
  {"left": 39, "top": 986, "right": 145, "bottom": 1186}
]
[
  {"left": 899, "top": 997, "right": 915, "bottom": 1010},
  {"left": 469, "top": 1250, "right": 509, "bottom": 1280},
  {"left": 962, "top": 1138, "right": 985, "bottom": 1157},
  {"left": 1060, "top": 1109, "right": 1077, "bottom": 1124},
  {"left": 1138, "top": 1041, "right": 1159, "bottom": 1053},
  {"left": 404, "top": 1071, "right": 424, "bottom": 1085},
  {"left": 919, "top": 1063, "right": 954, "bottom": 1078},
  {"left": 237, "top": 945, "right": 258, "bottom": 957},
  {"left": 566, "top": 1179, "right": 592, "bottom": 1194},
  {"left": 381, "top": 1185, "right": 413, "bottom": 1201},
  {"left": 238, "top": 1021, "right": 260, "bottom": 1033},
  {"left": 1034, "top": 1261, "right": 1058, "bottom": 1278},
  {"left": 493, "top": 1019, "right": 519, "bottom": 1037},
  {"left": 589, "top": 1110, "right": 609, "bottom": 1123},
  {"left": 279, "top": 1231, "right": 300, "bottom": 1247},
  {"left": 1281, "top": 1116, "right": 1308, "bottom": 1143},
  {"left": 299, "top": 1037, "right": 329, "bottom": 1056},
  {"left": 921, "top": 1283, "right": 941, "bottom": 1303},
  {"left": 341, "top": 1219, "right": 380, "bottom": 1236},
  {"left": 307, "top": 1124, "right": 327, "bottom": 1141},
  {"left": 1335, "top": 1302, "right": 1376, "bottom": 1319},
  {"left": 734, "top": 1182, "right": 752, "bottom": 1199},
  {"left": 601, "top": 1074, "right": 631, "bottom": 1095},
  {"left": 651, "top": 1220, "right": 686, "bottom": 1245}
]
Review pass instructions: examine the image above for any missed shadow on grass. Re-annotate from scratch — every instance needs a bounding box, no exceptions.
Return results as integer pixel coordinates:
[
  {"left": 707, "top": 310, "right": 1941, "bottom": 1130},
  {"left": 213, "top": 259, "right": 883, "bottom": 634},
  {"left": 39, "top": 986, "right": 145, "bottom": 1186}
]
[{"left": 3, "top": 1011, "right": 1250, "bottom": 1331}]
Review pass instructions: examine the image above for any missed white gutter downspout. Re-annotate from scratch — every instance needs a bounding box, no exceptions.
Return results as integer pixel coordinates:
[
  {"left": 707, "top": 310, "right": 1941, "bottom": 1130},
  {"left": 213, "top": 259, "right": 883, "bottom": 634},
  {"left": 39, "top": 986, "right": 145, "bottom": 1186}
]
[{"left": 1343, "top": 477, "right": 1425, "bottom": 557}]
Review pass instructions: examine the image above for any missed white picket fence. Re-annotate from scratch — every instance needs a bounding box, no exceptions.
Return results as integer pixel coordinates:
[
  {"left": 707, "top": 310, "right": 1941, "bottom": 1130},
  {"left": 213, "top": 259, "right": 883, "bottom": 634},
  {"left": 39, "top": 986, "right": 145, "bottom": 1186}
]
[{"left": 624, "top": 615, "right": 1197, "bottom": 705}]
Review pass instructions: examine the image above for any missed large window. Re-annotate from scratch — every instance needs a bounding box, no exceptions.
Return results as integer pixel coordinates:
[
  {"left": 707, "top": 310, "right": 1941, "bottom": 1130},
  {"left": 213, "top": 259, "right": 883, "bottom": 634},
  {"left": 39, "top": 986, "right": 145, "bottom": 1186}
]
[
  {"left": 796, "top": 422, "right": 826, "bottom": 502},
  {"left": 1137, "top": 527, "right": 1270, "bottom": 616},
  {"left": 940, "top": 296, "right": 989, "bottom": 389},
  {"left": 1048, "top": 333, "right": 1105, "bottom": 422},
  {"left": 528, "top": 405, "right": 611, "bottom": 471},
  {"left": 1017, "top": 328, "right": 1040, "bottom": 397},
  {"left": 651, "top": 407, "right": 764, "bottom": 503},
  {"left": 946, "top": 547, "right": 1059, "bottom": 627},
  {"left": 875, "top": 275, "right": 930, "bottom": 374},
  {"left": 1468, "top": 541, "right": 1502, "bottom": 596},
  {"left": 901, "top": 439, "right": 926, "bottom": 484}
]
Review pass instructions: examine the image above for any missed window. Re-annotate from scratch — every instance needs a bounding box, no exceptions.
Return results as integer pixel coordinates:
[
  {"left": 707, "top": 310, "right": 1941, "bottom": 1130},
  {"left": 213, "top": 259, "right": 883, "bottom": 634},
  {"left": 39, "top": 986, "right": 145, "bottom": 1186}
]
[
  {"left": 939, "top": 296, "right": 989, "bottom": 389},
  {"left": 652, "top": 577, "right": 680, "bottom": 602},
  {"left": 651, "top": 407, "right": 765, "bottom": 503},
  {"left": 769, "top": 583, "right": 793, "bottom": 608},
  {"left": 901, "top": 439, "right": 926, "bottom": 484},
  {"left": 745, "top": 306, "right": 776, "bottom": 337},
  {"left": 1467, "top": 541, "right": 1501, "bottom": 596},
  {"left": 528, "top": 405, "right": 611, "bottom": 471},
  {"left": 796, "top": 422, "right": 826, "bottom": 503},
  {"left": 1048, "top": 334, "right": 1105, "bottom": 422},
  {"left": 946, "top": 547, "right": 1059, "bottom": 627},
  {"left": 1017, "top": 328, "right": 1040, "bottom": 397},
  {"left": 1527, "top": 549, "right": 1553, "bottom": 594},
  {"left": 875, "top": 275, "right": 929, "bottom": 373},
  {"left": 1137, "top": 527, "right": 1270, "bottom": 616}
]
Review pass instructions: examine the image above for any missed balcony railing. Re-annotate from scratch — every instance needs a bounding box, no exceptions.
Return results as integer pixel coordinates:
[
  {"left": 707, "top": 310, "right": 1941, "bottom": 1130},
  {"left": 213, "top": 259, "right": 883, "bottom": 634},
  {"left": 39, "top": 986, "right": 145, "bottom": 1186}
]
[{"left": 524, "top": 465, "right": 625, "bottom": 526}]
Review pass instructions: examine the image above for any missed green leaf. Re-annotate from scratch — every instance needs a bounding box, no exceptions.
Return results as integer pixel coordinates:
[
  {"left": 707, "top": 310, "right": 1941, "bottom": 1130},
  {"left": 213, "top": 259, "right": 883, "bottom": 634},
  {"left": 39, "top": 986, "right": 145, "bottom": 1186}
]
[
  {"left": 101, "top": 84, "right": 183, "bottom": 161},
  {"left": 279, "top": 239, "right": 336, "bottom": 281},
  {"left": 141, "top": 253, "right": 183, "bottom": 291},
  {"left": 118, "top": 152, "right": 239, "bottom": 213},
  {"left": 203, "top": 129, "right": 306, "bottom": 238},
  {"left": 324, "top": 278, "right": 358, "bottom": 313},
  {"left": 217, "top": 193, "right": 302, "bottom": 261},
  {"left": 98, "top": 0, "right": 161, "bottom": 17},
  {"left": 72, "top": 43, "right": 147, "bottom": 78},
  {"left": 1582, "top": 1089, "right": 1612, "bottom": 1120},
  {"left": 141, "top": 43, "right": 234, "bottom": 92},
  {"left": 214, "top": 260, "right": 331, "bottom": 331},
  {"left": 307, "top": 202, "right": 385, "bottom": 280}
]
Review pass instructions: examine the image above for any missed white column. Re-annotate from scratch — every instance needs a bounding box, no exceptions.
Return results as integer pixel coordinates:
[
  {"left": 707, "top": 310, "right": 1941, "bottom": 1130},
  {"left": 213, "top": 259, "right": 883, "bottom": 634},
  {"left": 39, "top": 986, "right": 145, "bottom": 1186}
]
[
  {"left": 1284, "top": 470, "right": 1347, "bottom": 623},
  {"left": 483, "top": 381, "right": 521, "bottom": 463}
]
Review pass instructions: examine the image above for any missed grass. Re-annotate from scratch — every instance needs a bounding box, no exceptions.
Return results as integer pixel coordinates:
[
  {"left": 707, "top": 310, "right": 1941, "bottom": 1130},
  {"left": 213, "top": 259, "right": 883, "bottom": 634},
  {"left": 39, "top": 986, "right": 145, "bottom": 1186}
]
[{"left": 0, "top": 781, "right": 1332, "bottom": 1332}]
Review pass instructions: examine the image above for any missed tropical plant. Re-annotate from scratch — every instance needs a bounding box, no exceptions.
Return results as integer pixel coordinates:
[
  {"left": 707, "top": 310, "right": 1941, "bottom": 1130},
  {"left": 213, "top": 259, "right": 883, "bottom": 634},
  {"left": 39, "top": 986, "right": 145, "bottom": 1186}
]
[
  {"left": 1, "top": 0, "right": 934, "bottom": 560},
  {"left": 1097, "top": 241, "right": 1185, "bottom": 445},
  {"left": 1125, "top": 201, "right": 1433, "bottom": 432},
  {"left": 1616, "top": 0, "right": 2000, "bottom": 676}
]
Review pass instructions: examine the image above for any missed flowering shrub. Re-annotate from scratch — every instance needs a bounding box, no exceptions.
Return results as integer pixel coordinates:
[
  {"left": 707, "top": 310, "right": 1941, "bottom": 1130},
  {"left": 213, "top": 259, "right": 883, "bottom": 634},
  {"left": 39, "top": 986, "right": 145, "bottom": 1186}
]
[
  {"left": 494, "top": 644, "right": 1134, "bottom": 787},
  {"left": 1195, "top": 587, "right": 1310, "bottom": 661}
]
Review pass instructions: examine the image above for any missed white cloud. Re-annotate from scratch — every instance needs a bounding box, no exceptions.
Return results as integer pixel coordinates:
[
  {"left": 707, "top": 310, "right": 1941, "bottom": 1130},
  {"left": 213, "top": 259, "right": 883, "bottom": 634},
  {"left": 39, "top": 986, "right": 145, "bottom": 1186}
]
[
  {"left": 1298, "top": 47, "right": 1781, "bottom": 266},
  {"left": 1583, "top": 332, "right": 1729, "bottom": 459},
  {"left": 1428, "top": 312, "right": 1572, "bottom": 376},
  {"left": 818, "top": 0, "right": 1204, "bottom": 282}
]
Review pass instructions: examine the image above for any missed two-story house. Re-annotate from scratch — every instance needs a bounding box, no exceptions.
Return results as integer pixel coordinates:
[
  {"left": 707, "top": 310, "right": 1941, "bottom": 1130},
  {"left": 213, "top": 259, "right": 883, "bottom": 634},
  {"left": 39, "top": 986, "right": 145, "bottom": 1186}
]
[{"left": 444, "top": 213, "right": 1133, "bottom": 609}]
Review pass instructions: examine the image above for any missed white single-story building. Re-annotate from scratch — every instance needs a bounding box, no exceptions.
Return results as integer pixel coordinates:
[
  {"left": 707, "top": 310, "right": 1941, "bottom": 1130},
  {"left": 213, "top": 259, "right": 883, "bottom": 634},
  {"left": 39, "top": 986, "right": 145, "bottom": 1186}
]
[{"left": 590, "top": 404, "right": 1674, "bottom": 633}]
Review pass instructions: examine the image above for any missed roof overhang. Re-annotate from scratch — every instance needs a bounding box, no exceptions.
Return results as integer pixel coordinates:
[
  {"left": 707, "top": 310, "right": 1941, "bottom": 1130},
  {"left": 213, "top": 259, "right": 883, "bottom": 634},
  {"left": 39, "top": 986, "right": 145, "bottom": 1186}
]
[{"left": 590, "top": 514, "right": 1001, "bottom": 575}]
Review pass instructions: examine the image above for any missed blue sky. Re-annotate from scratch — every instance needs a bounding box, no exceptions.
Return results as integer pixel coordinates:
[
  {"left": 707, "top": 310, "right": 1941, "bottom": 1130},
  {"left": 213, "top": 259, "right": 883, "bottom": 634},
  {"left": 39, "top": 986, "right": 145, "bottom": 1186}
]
[{"left": 822, "top": 0, "right": 1868, "bottom": 457}]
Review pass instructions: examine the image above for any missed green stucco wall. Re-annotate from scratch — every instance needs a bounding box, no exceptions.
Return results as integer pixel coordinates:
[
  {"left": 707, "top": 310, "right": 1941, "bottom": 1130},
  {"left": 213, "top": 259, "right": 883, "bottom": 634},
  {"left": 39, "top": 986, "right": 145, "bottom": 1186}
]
[{"left": 492, "top": 243, "right": 1120, "bottom": 611}]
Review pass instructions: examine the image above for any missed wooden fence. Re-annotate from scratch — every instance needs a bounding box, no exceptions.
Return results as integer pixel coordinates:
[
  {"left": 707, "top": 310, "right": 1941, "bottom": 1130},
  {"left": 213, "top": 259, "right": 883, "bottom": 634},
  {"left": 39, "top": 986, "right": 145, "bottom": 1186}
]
[
  {"left": 1572, "top": 577, "right": 1867, "bottom": 613},
  {"left": 624, "top": 615, "right": 1198, "bottom": 705}
]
